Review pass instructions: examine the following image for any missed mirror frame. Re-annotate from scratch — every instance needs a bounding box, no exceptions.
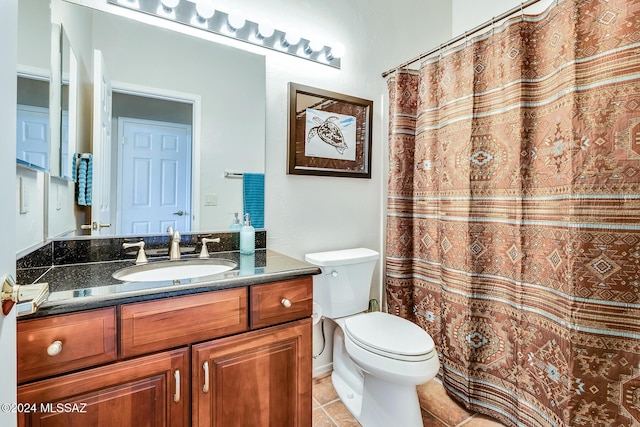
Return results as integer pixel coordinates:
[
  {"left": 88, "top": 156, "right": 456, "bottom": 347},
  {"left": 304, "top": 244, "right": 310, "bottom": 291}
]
[{"left": 60, "top": 25, "right": 79, "bottom": 180}]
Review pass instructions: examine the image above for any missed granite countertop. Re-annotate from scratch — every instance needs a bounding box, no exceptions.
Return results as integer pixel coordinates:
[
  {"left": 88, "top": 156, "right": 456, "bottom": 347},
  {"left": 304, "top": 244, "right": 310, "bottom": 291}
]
[{"left": 20, "top": 249, "right": 320, "bottom": 319}]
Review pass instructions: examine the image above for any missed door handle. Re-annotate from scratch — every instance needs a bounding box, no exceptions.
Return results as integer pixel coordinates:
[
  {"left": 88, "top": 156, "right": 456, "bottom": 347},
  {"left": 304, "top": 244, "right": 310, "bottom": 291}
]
[
  {"left": 81, "top": 222, "right": 111, "bottom": 230},
  {"left": 174, "top": 369, "right": 181, "bottom": 403},
  {"left": 202, "top": 361, "right": 209, "bottom": 393},
  {"left": 173, "top": 210, "right": 188, "bottom": 216}
]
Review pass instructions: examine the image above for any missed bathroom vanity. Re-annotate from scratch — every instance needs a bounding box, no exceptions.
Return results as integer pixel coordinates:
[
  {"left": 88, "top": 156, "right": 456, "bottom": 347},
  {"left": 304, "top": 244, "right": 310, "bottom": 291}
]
[{"left": 15, "top": 237, "right": 318, "bottom": 427}]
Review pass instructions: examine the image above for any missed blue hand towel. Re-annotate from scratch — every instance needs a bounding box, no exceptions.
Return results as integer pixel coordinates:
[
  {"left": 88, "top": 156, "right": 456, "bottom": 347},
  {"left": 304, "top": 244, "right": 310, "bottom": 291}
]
[
  {"left": 243, "top": 173, "right": 264, "bottom": 228},
  {"left": 75, "top": 153, "right": 93, "bottom": 206},
  {"left": 85, "top": 155, "right": 93, "bottom": 206}
]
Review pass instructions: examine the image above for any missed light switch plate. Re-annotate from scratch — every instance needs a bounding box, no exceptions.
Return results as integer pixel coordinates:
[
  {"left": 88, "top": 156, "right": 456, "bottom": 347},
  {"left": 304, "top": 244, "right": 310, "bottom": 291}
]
[
  {"left": 19, "top": 177, "right": 29, "bottom": 214},
  {"left": 205, "top": 194, "right": 218, "bottom": 206}
]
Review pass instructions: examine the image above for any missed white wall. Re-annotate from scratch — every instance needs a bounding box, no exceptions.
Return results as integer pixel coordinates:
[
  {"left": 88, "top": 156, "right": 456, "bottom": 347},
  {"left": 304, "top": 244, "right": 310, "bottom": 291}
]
[
  {"left": 16, "top": 169, "right": 45, "bottom": 254},
  {"left": 1, "top": 0, "right": 18, "bottom": 424},
  {"left": 243, "top": 0, "right": 452, "bottom": 276}
]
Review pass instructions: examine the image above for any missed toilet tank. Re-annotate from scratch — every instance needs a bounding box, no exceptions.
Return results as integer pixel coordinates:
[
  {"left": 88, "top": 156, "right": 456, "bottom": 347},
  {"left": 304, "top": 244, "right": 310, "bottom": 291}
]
[{"left": 305, "top": 248, "right": 379, "bottom": 319}]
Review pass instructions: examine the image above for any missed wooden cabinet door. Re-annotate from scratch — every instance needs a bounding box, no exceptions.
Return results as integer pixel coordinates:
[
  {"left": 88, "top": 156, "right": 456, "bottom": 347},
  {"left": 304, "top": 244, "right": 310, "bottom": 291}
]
[
  {"left": 18, "top": 348, "right": 189, "bottom": 427},
  {"left": 192, "top": 318, "right": 312, "bottom": 427}
]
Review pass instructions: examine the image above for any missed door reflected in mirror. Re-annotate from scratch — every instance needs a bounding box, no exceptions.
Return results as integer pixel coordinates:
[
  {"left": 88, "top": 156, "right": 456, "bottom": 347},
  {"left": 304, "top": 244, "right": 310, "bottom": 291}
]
[
  {"left": 16, "top": 0, "right": 51, "bottom": 173},
  {"left": 16, "top": 75, "right": 50, "bottom": 171},
  {"left": 114, "top": 93, "right": 193, "bottom": 235}
]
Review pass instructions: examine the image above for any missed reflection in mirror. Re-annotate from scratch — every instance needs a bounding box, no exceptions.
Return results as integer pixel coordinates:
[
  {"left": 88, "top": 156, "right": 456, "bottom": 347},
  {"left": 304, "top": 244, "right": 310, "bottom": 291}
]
[
  {"left": 113, "top": 93, "right": 193, "bottom": 235},
  {"left": 16, "top": 0, "right": 51, "bottom": 172},
  {"left": 60, "top": 28, "right": 78, "bottom": 179},
  {"left": 14, "top": 0, "right": 266, "bottom": 244},
  {"left": 16, "top": 75, "right": 50, "bottom": 171},
  {"left": 75, "top": 1, "right": 265, "bottom": 236}
]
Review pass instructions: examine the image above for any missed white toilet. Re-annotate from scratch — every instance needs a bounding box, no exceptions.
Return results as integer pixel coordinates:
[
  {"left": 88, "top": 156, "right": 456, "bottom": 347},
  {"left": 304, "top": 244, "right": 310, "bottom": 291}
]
[{"left": 305, "top": 248, "right": 440, "bottom": 427}]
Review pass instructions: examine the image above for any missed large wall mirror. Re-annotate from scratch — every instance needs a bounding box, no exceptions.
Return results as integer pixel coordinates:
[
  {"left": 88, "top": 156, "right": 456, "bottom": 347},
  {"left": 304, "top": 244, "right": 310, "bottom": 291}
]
[
  {"left": 17, "top": 0, "right": 266, "bottom": 245},
  {"left": 16, "top": 0, "right": 51, "bottom": 173}
]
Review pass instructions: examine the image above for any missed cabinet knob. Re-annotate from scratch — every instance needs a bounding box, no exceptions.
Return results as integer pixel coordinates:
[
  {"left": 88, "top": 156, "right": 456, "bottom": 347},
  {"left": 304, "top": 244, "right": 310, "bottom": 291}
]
[
  {"left": 281, "top": 298, "right": 292, "bottom": 308},
  {"left": 47, "top": 340, "right": 63, "bottom": 356}
]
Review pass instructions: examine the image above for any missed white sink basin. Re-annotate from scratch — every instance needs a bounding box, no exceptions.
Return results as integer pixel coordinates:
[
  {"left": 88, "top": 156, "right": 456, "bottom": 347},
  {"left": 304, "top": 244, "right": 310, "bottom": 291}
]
[{"left": 112, "top": 258, "right": 237, "bottom": 282}]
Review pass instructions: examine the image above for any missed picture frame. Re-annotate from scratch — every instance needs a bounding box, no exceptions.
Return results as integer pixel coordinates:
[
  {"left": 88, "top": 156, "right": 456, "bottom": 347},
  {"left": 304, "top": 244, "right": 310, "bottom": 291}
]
[{"left": 288, "top": 83, "right": 373, "bottom": 178}]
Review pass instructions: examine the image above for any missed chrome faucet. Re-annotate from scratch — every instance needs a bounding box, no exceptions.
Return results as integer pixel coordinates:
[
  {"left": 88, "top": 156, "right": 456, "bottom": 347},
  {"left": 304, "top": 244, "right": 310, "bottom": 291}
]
[
  {"left": 199, "top": 237, "right": 221, "bottom": 258},
  {"left": 123, "top": 241, "right": 148, "bottom": 265},
  {"left": 167, "top": 226, "right": 181, "bottom": 260}
]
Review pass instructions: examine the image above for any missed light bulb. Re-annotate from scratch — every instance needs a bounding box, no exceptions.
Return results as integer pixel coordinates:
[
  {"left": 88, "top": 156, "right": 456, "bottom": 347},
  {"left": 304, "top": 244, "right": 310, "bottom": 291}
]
[
  {"left": 158, "top": 0, "right": 178, "bottom": 17},
  {"left": 195, "top": 0, "right": 215, "bottom": 21},
  {"left": 304, "top": 40, "right": 324, "bottom": 55},
  {"left": 282, "top": 30, "right": 300, "bottom": 48},
  {"left": 227, "top": 10, "right": 246, "bottom": 32},
  {"left": 327, "top": 42, "right": 345, "bottom": 60},
  {"left": 257, "top": 21, "right": 275, "bottom": 39},
  {"left": 161, "top": 0, "right": 179, "bottom": 8}
]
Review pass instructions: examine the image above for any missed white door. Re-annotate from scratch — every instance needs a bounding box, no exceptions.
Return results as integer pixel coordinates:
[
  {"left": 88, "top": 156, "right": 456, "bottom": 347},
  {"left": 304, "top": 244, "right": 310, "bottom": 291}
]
[
  {"left": 90, "top": 49, "right": 112, "bottom": 236},
  {"left": 118, "top": 117, "right": 192, "bottom": 234},
  {"left": 1, "top": 1, "right": 17, "bottom": 425},
  {"left": 16, "top": 104, "right": 49, "bottom": 170}
]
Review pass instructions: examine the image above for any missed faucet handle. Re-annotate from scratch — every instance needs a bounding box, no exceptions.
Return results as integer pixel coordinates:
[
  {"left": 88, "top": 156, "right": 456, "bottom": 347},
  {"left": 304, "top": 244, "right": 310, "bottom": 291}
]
[
  {"left": 199, "top": 237, "right": 221, "bottom": 258},
  {"left": 123, "top": 241, "right": 148, "bottom": 265}
]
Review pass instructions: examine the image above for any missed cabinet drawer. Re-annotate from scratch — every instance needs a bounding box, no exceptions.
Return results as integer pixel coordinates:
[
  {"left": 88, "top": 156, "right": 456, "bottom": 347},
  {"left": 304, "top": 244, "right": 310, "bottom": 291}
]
[
  {"left": 250, "top": 277, "right": 312, "bottom": 329},
  {"left": 121, "top": 287, "right": 248, "bottom": 358},
  {"left": 17, "top": 307, "right": 117, "bottom": 384},
  {"left": 18, "top": 347, "right": 189, "bottom": 427}
]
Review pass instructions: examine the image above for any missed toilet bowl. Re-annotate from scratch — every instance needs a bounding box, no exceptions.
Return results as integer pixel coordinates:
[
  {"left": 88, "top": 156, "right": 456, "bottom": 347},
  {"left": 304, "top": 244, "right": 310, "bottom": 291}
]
[{"left": 306, "top": 248, "right": 440, "bottom": 427}]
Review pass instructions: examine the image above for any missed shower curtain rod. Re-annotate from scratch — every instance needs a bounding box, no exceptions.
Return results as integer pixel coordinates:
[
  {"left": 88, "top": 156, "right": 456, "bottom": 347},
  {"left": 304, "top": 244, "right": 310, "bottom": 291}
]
[{"left": 381, "top": 0, "right": 546, "bottom": 78}]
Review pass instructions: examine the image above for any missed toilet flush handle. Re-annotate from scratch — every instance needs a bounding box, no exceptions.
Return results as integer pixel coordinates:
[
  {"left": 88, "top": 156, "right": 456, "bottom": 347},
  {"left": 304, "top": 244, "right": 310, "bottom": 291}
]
[{"left": 327, "top": 270, "right": 338, "bottom": 278}]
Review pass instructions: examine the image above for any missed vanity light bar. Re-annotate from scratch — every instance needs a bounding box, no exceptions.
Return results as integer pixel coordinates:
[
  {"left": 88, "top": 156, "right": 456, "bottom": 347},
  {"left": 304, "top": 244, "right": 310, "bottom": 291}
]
[{"left": 108, "top": 0, "right": 342, "bottom": 69}]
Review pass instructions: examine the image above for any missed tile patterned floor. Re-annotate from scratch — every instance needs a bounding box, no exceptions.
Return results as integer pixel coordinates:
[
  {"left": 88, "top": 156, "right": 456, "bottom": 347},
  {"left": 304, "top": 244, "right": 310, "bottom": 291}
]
[{"left": 312, "top": 374, "right": 507, "bottom": 427}]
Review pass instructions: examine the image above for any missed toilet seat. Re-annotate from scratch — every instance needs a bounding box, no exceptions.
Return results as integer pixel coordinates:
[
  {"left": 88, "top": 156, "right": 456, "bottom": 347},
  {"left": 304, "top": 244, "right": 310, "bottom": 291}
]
[{"left": 344, "top": 312, "right": 436, "bottom": 362}]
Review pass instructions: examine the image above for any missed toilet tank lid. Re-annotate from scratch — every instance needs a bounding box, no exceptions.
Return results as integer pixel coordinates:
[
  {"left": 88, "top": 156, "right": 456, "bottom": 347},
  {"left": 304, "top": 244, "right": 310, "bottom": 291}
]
[{"left": 305, "top": 248, "right": 379, "bottom": 266}]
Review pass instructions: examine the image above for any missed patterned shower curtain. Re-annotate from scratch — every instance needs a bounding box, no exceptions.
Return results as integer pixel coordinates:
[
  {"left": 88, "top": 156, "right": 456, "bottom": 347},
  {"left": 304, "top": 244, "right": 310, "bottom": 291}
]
[{"left": 385, "top": 1, "right": 640, "bottom": 426}]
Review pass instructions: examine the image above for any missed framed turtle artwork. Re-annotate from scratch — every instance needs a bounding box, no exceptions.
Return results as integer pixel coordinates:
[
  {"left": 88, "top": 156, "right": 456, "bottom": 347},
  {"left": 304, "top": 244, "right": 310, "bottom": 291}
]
[{"left": 287, "top": 83, "right": 373, "bottom": 178}]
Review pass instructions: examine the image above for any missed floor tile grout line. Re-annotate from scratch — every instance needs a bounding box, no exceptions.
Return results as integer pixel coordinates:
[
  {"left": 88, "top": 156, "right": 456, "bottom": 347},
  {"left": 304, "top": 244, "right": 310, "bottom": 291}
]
[
  {"left": 455, "top": 413, "right": 479, "bottom": 427},
  {"left": 321, "top": 397, "right": 342, "bottom": 407},
  {"left": 424, "top": 407, "right": 463, "bottom": 427},
  {"left": 320, "top": 405, "right": 341, "bottom": 427}
]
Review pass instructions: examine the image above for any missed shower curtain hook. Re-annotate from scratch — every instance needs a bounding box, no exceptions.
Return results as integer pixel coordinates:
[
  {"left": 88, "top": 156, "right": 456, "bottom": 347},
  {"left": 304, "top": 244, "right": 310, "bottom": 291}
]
[
  {"left": 464, "top": 31, "right": 468, "bottom": 47},
  {"left": 520, "top": 2, "right": 525, "bottom": 19},
  {"left": 491, "top": 17, "right": 495, "bottom": 35}
]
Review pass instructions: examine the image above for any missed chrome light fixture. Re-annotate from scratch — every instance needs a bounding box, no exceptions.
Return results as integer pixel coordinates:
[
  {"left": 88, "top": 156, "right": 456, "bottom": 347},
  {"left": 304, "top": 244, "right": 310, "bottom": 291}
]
[{"left": 108, "top": 0, "right": 342, "bottom": 68}]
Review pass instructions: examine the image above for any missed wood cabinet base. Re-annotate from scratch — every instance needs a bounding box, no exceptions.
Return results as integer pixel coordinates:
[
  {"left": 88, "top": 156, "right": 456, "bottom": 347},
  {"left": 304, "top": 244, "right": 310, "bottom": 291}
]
[
  {"left": 193, "top": 318, "right": 312, "bottom": 427},
  {"left": 18, "top": 348, "right": 189, "bottom": 427}
]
